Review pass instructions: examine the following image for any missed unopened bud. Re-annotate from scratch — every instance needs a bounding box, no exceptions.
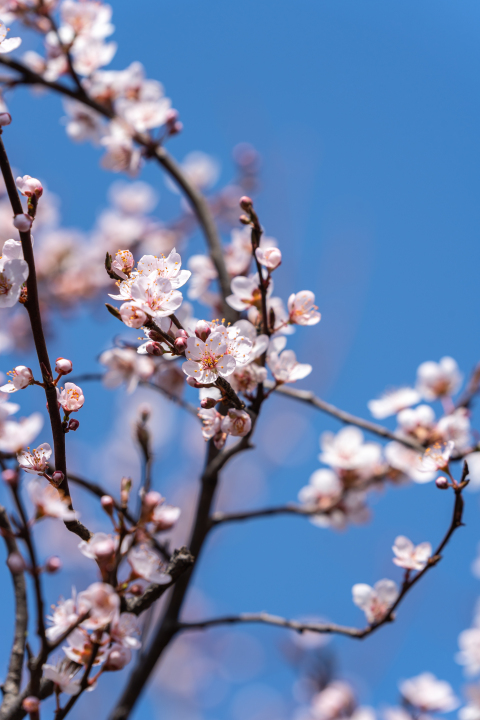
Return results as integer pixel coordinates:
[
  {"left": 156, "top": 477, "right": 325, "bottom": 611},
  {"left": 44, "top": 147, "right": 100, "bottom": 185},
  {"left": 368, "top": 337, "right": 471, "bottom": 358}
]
[
  {"left": 22, "top": 697, "right": 40, "bottom": 714},
  {"left": 7, "top": 552, "right": 26, "bottom": 574},
  {"left": 195, "top": 320, "right": 211, "bottom": 342},
  {"left": 51, "top": 471, "right": 64, "bottom": 486},
  {"left": 104, "top": 644, "right": 131, "bottom": 671},
  {"left": 165, "top": 109, "right": 179, "bottom": 125},
  {"left": 145, "top": 341, "right": 164, "bottom": 356},
  {"left": 0, "top": 112, "right": 12, "bottom": 126},
  {"left": 239, "top": 195, "right": 253, "bottom": 211},
  {"left": 175, "top": 329, "right": 188, "bottom": 339},
  {"left": 174, "top": 336, "right": 188, "bottom": 354},
  {"left": 94, "top": 538, "right": 116, "bottom": 562},
  {"left": 2, "top": 468, "right": 18, "bottom": 486},
  {"left": 55, "top": 357, "right": 73, "bottom": 375},
  {"left": 186, "top": 376, "right": 200, "bottom": 387},
  {"left": 200, "top": 397, "right": 217, "bottom": 409},
  {"left": 45, "top": 556, "right": 61, "bottom": 573},
  {"left": 129, "top": 582, "right": 144, "bottom": 596},
  {"left": 436, "top": 476, "right": 449, "bottom": 489},
  {"left": 13, "top": 213, "right": 33, "bottom": 232},
  {"left": 239, "top": 214, "right": 251, "bottom": 225},
  {"left": 16, "top": 175, "right": 43, "bottom": 199},
  {"left": 68, "top": 418, "right": 79, "bottom": 431},
  {"left": 170, "top": 121, "right": 183, "bottom": 135},
  {"left": 101, "top": 495, "right": 115, "bottom": 515},
  {"left": 143, "top": 490, "right": 163, "bottom": 513}
]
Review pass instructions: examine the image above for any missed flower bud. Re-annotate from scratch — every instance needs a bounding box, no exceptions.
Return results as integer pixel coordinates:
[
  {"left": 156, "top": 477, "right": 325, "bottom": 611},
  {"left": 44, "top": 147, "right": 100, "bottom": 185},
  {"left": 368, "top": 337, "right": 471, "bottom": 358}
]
[
  {"left": 436, "top": 476, "right": 449, "bottom": 489},
  {"left": 45, "top": 556, "right": 62, "bottom": 573},
  {"left": 143, "top": 490, "right": 163, "bottom": 512},
  {"left": 120, "top": 302, "right": 147, "bottom": 329},
  {"left": 200, "top": 397, "right": 217, "bottom": 409},
  {"left": 22, "top": 697, "right": 40, "bottom": 714},
  {"left": 239, "top": 214, "right": 251, "bottom": 225},
  {"left": 104, "top": 644, "right": 131, "bottom": 671},
  {"left": 94, "top": 538, "right": 116, "bottom": 562},
  {"left": 186, "top": 376, "right": 199, "bottom": 387},
  {"left": 0, "top": 112, "right": 12, "bottom": 126},
  {"left": 16, "top": 175, "right": 43, "bottom": 198},
  {"left": 2, "top": 468, "right": 18, "bottom": 486},
  {"left": 195, "top": 320, "right": 211, "bottom": 342},
  {"left": 68, "top": 418, "right": 80, "bottom": 431},
  {"left": 51, "top": 471, "right": 64, "bottom": 486},
  {"left": 170, "top": 121, "right": 183, "bottom": 135},
  {"left": 239, "top": 196, "right": 253, "bottom": 211},
  {"left": 165, "top": 109, "right": 179, "bottom": 125},
  {"left": 7, "top": 552, "right": 26, "bottom": 574},
  {"left": 13, "top": 213, "right": 33, "bottom": 232},
  {"left": 129, "top": 582, "right": 144, "bottom": 596},
  {"left": 55, "top": 357, "right": 73, "bottom": 375},
  {"left": 174, "top": 336, "right": 188, "bottom": 354},
  {"left": 175, "top": 329, "right": 188, "bottom": 339},
  {"left": 145, "top": 341, "right": 164, "bottom": 356},
  {"left": 101, "top": 495, "right": 115, "bottom": 515}
]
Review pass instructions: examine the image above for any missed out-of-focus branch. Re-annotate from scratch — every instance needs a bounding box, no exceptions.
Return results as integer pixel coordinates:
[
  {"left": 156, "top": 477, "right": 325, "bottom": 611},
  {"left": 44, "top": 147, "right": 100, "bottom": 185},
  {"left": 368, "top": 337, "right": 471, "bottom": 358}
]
[
  {"left": 182, "top": 466, "right": 469, "bottom": 642},
  {"left": 0, "top": 55, "right": 234, "bottom": 318},
  {"left": 269, "top": 383, "right": 424, "bottom": 451},
  {"left": 0, "top": 507, "right": 28, "bottom": 716},
  {"left": 211, "top": 503, "right": 327, "bottom": 525},
  {"left": 0, "top": 131, "right": 90, "bottom": 542},
  {"left": 457, "top": 361, "right": 480, "bottom": 409}
]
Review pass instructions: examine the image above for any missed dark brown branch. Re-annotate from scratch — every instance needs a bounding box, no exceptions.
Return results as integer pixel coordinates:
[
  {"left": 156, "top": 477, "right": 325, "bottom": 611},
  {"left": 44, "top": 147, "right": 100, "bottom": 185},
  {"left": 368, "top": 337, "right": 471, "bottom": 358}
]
[
  {"left": 0, "top": 507, "right": 28, "bottom": 715},
  {"left": 456, "top": 361, "right": 480, "bottom": 409},
  {"left": 181, "top": 471, "right": 469, "bottom": 642},
  {"left": 269, "top": 383, "right": 424, "bottom": 451},
  {"left": 0, "top": 56, "right": 234, "bottom": 319},
  {"left": 211, "top": 503, "right": 327, "bottom": 525},
  {"left": 0, "top": 131, "right": 90, "bottom": 542}
]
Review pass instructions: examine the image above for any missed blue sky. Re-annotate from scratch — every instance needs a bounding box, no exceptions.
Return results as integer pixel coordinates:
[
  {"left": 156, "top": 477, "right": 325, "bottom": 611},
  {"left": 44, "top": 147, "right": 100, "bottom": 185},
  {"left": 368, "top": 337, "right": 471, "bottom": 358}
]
[{"left": 1, "top": 1, "right": 480, "bottom": 719}]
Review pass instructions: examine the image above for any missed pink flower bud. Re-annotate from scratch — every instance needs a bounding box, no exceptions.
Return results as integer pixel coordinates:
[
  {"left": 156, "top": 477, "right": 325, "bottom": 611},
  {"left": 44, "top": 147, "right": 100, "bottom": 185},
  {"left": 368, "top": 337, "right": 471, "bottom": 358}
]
[
  {"left": 101, "top": 495, "right": 115, "bottom": 515},
  {"left": 51, "top": 471, "right": 64, "bottom": 487},
  {"left": 7, "top": 552, "right": 26, "bottom": 574},
  {"left": 186, "top": 376, "right": 201, "bottom": 388},
  {"left": 143, "top": 490, "right": 163, "bottom": 512},
  {"left": 170, "top": 121, "right": 183, "bottom": 135},
  {"left": 16, "top": 175, "right": 43, "bottom": 198},
  {"left": 104, "top": 644, "right": 132, "bottom": 671},
  {"left": 165, "top": 109, "right": 179, "bottom": 125},
  {"left": 129, "top": 582, "right": 144, "bottom": 596},
  {"left": 0, "top": 112, "right": 12, "bottom": 126},
  {"left": 2, "top": 468, "right": 18, "bottom": 486},
  {"left": 68, "top": 418, "right": 80, "bottom": 431},
  {"left": 13, "top": 213, "right": 33, "bottom": 232},
  {"left": 94, "top": 538, "right": 116, "bottom": 562},
  {"left": 119, "top": 302, "right": 147, "bottom": 329},
  {"left": 174, "top": 336, "right": 188, "bottom": 354},
  {"left": 195, "top": 320, "right": 211, "bottom": 342},
  {"left": 22, "top": 697, "right": 40, "bottom": 714},
  {"left": 239, "top": 214, "right": 251, "bottom": 225},
  {"left": 436, "top": 476, "right": 449, "bottom": 489},
  {"left": 239, "top": 196, "right": 253, "bottom": 211},
  {"left": 175, "top": 329, "right": 188, "bottom": 339},
  {"left": 45, "top": 556, "right": 61, "bottom": 573},
  {"left": 55, "top": 357, "right": 73, "bottom": 375},
  {"left": 145, "top": 341, "right": 164, "bottom": 356},
  {"left": 200, "top": 397, "right": 217, "bottom": 409}
]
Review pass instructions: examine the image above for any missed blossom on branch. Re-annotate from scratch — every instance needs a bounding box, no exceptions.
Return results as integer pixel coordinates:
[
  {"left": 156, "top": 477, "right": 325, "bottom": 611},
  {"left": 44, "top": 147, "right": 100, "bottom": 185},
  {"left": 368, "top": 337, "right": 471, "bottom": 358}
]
[
  {"left": 221, "top": 408, "right": 252, "bottom": 437},
  {"left": 288, "top": 290, "right": 321, "bottom": 326},
  {"left": 0, "top": 239, "right": 29, "bottom": 308},
  {"left": 0, "top": 365, "right": 33, "bottom": 392},
  {"left": 100, "top": 347, "right": 155, "bottom": 393},
  {"left": 28, "top": 480, "right": 76, "bottom": 521},
  {"left": 0, "top": 22, "right": 21, "bottom": 54},
  {"left": 17, "top": 442, "right": 52, "bottom": 475},
  {"left": 399, "top": 673, "right": 459, "bottom": 712},
  {"left": 183, "top": 332, "right": 236, "bottom": 384},
  {"left": 42, "top": 664, "right": 81, "bottom": 696},
  {"left": 127, "top": 544, "right": 171, "bottom": 584},
  {"left": 367, "top": 387, "right": 421, "bottom": 419},
  {"left": 57, "top": 382, "right": 85, "bottom": 412},
  {"left": 392, "top": 535, "right": 432, "bottom": 570},
  {"left": 416, "top": 357, "right": 462, "bottom": 400},
  {"left": 16, "top": 175, "right": 43, "bottom": 198},
  {"left": 352, "top": 579, "right": 399, "bottom": 623}
]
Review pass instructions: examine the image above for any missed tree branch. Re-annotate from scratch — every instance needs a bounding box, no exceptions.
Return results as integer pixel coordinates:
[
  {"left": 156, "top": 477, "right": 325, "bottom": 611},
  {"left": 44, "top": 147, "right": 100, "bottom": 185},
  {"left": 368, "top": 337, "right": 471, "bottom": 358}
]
[
  {"left": 0, "top": 507, "right": 28, "bottom": 716},
  {"left": 211, "top": 503, "right": 328, "bottom": 525},
  {"left": 456, "top": 361, "right": 480, "bottom": 409}
]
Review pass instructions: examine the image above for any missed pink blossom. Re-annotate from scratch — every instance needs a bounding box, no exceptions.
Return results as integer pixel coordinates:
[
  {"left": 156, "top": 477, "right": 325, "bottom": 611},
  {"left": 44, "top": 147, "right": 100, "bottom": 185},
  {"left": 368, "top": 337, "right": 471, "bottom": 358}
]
[
  {"left": 229, "top": 363, "right": 268, "bottom": 395},
  {"left": 179, "top": 151, "right": 219, "bottom": 191},
  {"left": 151, "top": 503, "right": 181, "bottom": 532},
  {"left": 367, "top": 387, "right": 421, "bottom": 419},
  {"left": 255, "top": 246, "right": 282, "bottom": 270},
  {"left": 77, "top": 582, "right": 120, "bottom": 630},
  {"left": 416, "top": 356, "right": 462, "bottom": 400},
  {"left": 384, "top": 441, "right": 436, "bottom": 484},
  {"left": 187, "top": 254, "right": 217, "bottom": 302},
  {"left": 287, "top": 290, "right": 321, "bottom": 326},
  {"left": 436, "top": 408, "right": 471, "bottom": 453},
  {"left": 55, "top": 358, "right": 73, "bottom": 375},
  {"left": 127, "top": 544, "right": 171, "bottom": 584},
  {"left": 0, "top": 365, "right": 33, "bottom": 393},
  {"left": 309, "top": 681, "right": 355, "bottom": 720},
  {"left": 320, "top": 426, "right": 382, "bottom": 478},
  {"left": 298, "top": 468, "right": 343, "bottom": 510},
  {"left": 0, "top": 238, "right": 29, "bottom": 308},
  {"left": 63, "top": 98, "right": 104, "bottom": 143},
  {"left": 119, "top": 301, "right": 147, "bottom": 328},
  {"left": 127, "top": 274, "right": 183, "bottom": 320},
  {"left": 60, "top": 0, "right": 114, "bottom": 40},
  {"left": 110, "top": 613, "right": 141, "bottom": 649},
  {"left": 42, "top": 664, "right": 81, "bottom": 696},
  {"left": 46, "top": 595, "right": 79, "bottom": 642},
  {"left": 197, "top": 406, "right": 226, "bottom": 449},
  {"left": 134, "top": 249, "right": 191, "bottom": 289},
  {"left": 111, "top": 249, "right": 134, "bottom": 280},
  {"left": 0, "top": 413, "right": 44, "bottom": 454},
  {"left": 399, "top": 673, "right": 459, "bottom": 712},
  {"left": 392, "top": 535, "right": 432, "bottom": 570},
  {"left": 267, "top": 348, "right": 312, "bottom": 384},
  {"left": 63, "top": 628, "right": 109, "bottom": 666},
  {"left": 457, "top": 627, "right": 480, "bottom": 676},
  {"left": 104, "top": 643, "right": 132, "bottom": 671},
  {"left": 221, "top": 408, "right": 252, "bottom": 437},
  {"left": 78, "top": 532, "right": 117, "bottom": 565},
  {"left": 28, "top": 480, "right": 76, "bottom": 521},
  {"left": 420, "top": 441, "right": 454, "bottom": 472},
  {"left": 212, "top": 323, "right": 254, "bottom": 368},
  {"left": 0, "top": 22, "right": 21, "bottom": 54},
  {"left": 16, "top": 175, "right": 43, "bottom": 198},
  {"left": 17, "top": 442, "right": 52, "bottom": 475},
  {"left": 397, "top": 404, "right": 435, "bottom": 443},
  {"left": 183, "top": 332, "right": 236, "bottom": 384},
  {"left": 101, "top": 121, "right": 142, "bottom": 176},
  {"left": 99, "top": 347, "right": 155, "bottom": 393},
  {"left": 13, "top": 214, "right": 33, "bottom": 232},
  {"left": 352, "top": 579, "right": 399, "bottom": 623},
  {"left": 57, "top": 382, "right": 84, "bottom": 412}
]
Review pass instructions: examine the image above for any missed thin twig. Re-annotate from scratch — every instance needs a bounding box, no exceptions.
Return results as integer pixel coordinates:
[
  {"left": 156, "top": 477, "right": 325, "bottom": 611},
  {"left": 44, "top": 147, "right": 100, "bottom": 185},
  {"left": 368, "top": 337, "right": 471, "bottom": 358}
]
[
  {"left": 456, "top": 361, "right": 480, "bottom": 409},
  {"left": 0, "top": 507, "right": 28, "bottom": 715},
  {"left": 211, "top": 503, "right": 329, "bottom": 525}
]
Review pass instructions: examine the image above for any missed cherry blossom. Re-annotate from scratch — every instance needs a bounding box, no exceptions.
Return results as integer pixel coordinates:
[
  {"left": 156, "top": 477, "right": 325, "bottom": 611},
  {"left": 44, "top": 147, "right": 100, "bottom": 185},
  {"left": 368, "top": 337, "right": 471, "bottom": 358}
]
[
  {"left": 367, "top": 387, "right": 421, "bottom": 419},
  {"left": 255, "top": 246, "right": 282, "bottom": 270},
  {"left": 0, "top": 239, "right": 29, "bottom": 308},
  {"left": 104, "top": 643, "right": 132, "bottom": 671},
  {"left": 226, "top": 275, "right": 264, "bottom": 312},
  {"left": 100, "top": 347, "right": 156, "bottom": 393},
  {"left": 352, "top": 579, "right": 399, "bottom": 623},
  {"left": 17, "top": 442, "right": 52, "bottom": 475},
  {"left": 288, "top": 290, "right": 321, "bottom": 326},
  {"left": 128, "top": 544, "right": 171, "bottom": 584},
  {"left": 267, "top": 347, "right": 312, "bottom": 384},
  {"left": 436, "top": 408, "right": 471, "bottom": 453},
  {"left": 78, "top": 532, "right": 117, "bottom": 565},
  {"left": 42, "top": 664, "right": 81, "bottom": 696},
  {"left": 60, "top": 0, "right": 115, "bottom": 39},
  {"left": 110, "top": 613, "right": 141, "bottom": 649},
  {"left": 100, "top": 121, "right": 142, "bottom": 176},
  {"left": 197, "top": 406, "right": 226, "bottom": 449},
  {"left": 416, "top": 356, "right": 462, "bottom": 400},
  {"left": 320, "top": 427, "right": 382, "bottom": 479},
  {"left": 151, "top": 503, "right": 181, "bottom": 532},
  {"left": 457, "top": 627, "right": 480, "bottom": 676},
  {"left": 420, "top": 441, "right": 454, "bottom": 472},
  {"left": 187, "top": 254, "right": 218, "bottom": 302},
  {"left": 63, "top": 628, "right": 108, "bottom": 666},
  {"left": 111, "top": 250, "right": 134, "bottom": 280},
  {"left": 399, "top": 673, "right": 459, "bottom": 712},
  {"left": 63, "top": 99, "right": 104, "bottom": 143},
  {"left": 309, "top": 681, "right": 355, "bottom": 720},
  {"left": 0, "top": 365, "right": 33, "bottom": 392},
  {"left": 16, "top": 175, "right": 43, "bottom": 198},
  {"left": 221, "top": 408, "right": 252, "bottom": 437},
  {"left": 77, "top": 582, "right": 120, "bottom": 629},
  {"left": 212, "top": 323, "right": 254, "bottom": 367},
  {"left": 109, "top": 180, "right": 157, "bottom": 215},
  {"left": 384, "top": 442, "right": 436, "bottom": 484},
  {"left": 397, "top": 404, "right": 436, "bottom": 444},
  {"left": 179, "top": 151, "right": 219, "bottom": 191},
  {"left": 0, "top": 413, "right": 44, "bottom": 453},
  {"left": 229, "top": 363, "right": 268, "bottom": 395},
  {"left": 183, "top": 332, "right": 236, "bottom": 384},
  {"left": 458, "top": 687, "right": 480, "bottom": 720},
  {"left": 28, "top": 480, "right": 76, "bottom": 521},
  {"left": 124, "top": 274, "right": 183, "bottom": 321},
  {"left": 0, "top": 22, "right": 21, "bottom": 54},
  {"left": 13, "top": 214, "right": 33, "bottom": 232},
  {"left": 55, "top": 358, "right": 73, "bottom": 375},
  {"left": 57, "top": 382, "right": 85, "bottom": 412},
  {"left": 119, "top": 302, "right": 147, "bottom": 328},
  {"left": 133, "top": 249, "right": 191, "bottom": 289},
  {"left": 298, "top": 468, "right": 343, "bottom": 510},
  {"left": 392, "top": 535, "right": 432, "bottom": 570},
  {"left": 46, "top": 595, "right": 79, "bottom": 642}
]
